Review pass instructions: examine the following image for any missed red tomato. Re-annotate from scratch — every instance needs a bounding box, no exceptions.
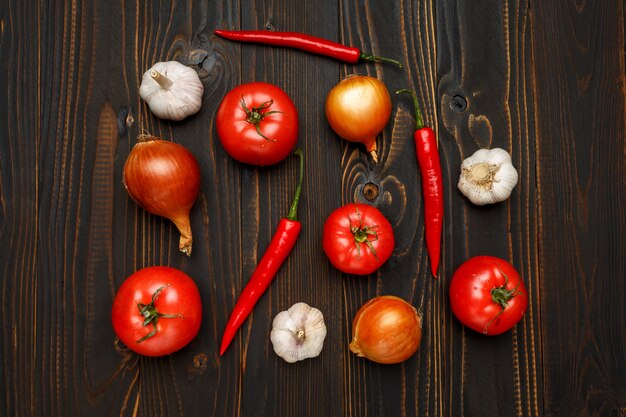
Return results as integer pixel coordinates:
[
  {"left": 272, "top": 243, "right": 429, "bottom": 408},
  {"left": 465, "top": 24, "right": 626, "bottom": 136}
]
[
  {"left": 216, "top": 82, "right": 298, "bottom": 166},
  {"left": 449, "top": 256, "right": 528, "bottom": 335},
  {"left": 322, "top": 203, "right": 395, "bottom": 275},
  {"left": 111, "top": 266, "right": 202, "bottom": 356}
]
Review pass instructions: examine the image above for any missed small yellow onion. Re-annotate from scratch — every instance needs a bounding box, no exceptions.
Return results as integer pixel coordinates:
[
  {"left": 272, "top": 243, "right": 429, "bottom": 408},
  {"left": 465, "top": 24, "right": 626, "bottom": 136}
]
[
  {"left": 325, "top": 75, "right": 392, "bottom": 163},
  {"left": 349, "top": 295, "right": 422, "bottom": 364},
  {"left": 123, "top": 135, "right": 201, "bottom": 256}
]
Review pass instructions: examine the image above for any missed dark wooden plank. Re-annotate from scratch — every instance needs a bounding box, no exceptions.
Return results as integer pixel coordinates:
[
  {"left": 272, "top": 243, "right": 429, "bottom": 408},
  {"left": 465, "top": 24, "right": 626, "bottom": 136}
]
[
  {"left": 0, "top": 0, "right": 41, "bottom": 415},
  {"left": 112, "top": 0, "right": 247, "bottom": 415},
  {"left": 436, "top": 1, "right": 543, "bottom": 416},
  {"left": 2, "top": 0, "right": 626, "bottom": 416},
  {"left": 226, "top": 2, "right": 346, "bottom": 417},
  {"left": 336, "top": 1, "right": 441, "bottom": 417},
  {"left": 531, "top": 1, "right": 626, "bottom": 416},
  {"left": 0, "top": 0, "right": 243, "bottom": 416}
]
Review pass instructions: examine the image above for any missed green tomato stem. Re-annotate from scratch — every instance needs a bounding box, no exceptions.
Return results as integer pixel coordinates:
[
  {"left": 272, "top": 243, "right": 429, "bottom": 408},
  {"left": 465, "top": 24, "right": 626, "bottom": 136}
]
[
  {"left": 136, "top": 285, "right": 182, "bottom": 344},
  {"left": 241, "top": 97, "right": 282, "bottom": 142},
  {"left": 348, "top": 207, "right": 379, "bottom": 260},
  {"left": 484, "top": 272, "right": 521, "bottom": 332}
]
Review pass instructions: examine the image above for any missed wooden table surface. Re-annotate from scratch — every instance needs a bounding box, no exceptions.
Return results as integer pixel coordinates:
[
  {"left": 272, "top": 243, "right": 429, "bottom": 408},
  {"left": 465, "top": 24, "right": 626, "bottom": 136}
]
[{"left": 1, "top": 1, "right": 625, "bottom": 416}]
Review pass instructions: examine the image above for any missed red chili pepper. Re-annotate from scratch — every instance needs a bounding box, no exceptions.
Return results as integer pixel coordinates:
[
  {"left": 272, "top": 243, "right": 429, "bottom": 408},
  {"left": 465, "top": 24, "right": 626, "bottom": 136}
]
[
  {"left": 214, "top": 29, "right": 403, "bottom": 69},
  {"left": 220, "top": 150, "right": 304, "bottom": 355},
  {"left": 397, "top": 89, "right": 443, "bottom": 278}
]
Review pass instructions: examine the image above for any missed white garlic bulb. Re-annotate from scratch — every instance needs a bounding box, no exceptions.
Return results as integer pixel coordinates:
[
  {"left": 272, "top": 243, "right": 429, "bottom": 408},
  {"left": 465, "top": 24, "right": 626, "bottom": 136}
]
[
  {"left": 270, "top": 302, "right": 327, "bottom": 363},
  {"left": 139, "top": 61, "right": 204, "bottom": 121},
  {"left": 458, "top": 147, "right": 518, "bottom": 205}
]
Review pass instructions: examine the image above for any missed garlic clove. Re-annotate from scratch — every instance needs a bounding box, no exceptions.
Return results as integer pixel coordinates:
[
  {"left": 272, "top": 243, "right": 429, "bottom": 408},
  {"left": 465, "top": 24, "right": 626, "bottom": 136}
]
[
  {"left": 139, "top": 61, "right": 204, "bottom": 121},
  {"left": 458, "top": 147, "right": 518, "bottom": 205},
  {"left": 270, "top": 302, "right": 327, "bottom": 363}
]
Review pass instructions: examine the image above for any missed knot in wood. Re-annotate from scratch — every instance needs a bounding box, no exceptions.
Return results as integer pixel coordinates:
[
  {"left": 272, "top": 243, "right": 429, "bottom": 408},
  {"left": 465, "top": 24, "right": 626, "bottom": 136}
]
[
  {"left": 363, "top": 182, "right": 380, "bottom": 202},
  {"left": 193, "top": 353, "right": 208, "bottom": 370},
  {"left": 450, "top": 95, "right": 467, "bottom": 112}
]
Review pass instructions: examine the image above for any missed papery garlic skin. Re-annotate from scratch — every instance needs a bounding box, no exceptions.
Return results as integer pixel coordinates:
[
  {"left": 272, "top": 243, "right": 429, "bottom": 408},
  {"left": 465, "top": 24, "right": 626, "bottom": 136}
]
[
  {"left": 270, "top": 302, "right": 327, "bottom": 363},
  {"left": 458, "top": 148, "right": 519, "bottom": 205},
  {"left": 139, "top": 61, "right": 204, "bottom": 121}
]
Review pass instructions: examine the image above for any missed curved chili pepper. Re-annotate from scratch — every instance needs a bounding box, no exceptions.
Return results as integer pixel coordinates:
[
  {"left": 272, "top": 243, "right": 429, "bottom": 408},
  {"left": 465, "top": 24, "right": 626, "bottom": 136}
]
[
  {"left": 220, "top": 150, "right": 304, "bottom": 355},
  {"left": 214, "top": 29, "right": 403, "bottom": 68},
  {"left": 397, "top": 89, "right": 443, "bottom": 278}
]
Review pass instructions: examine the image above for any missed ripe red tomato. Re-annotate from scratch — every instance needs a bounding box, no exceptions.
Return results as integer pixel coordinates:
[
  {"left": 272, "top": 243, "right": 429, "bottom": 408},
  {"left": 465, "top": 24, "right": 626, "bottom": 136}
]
[
  {"left": 111, "top": 266, "right": 202, "bottom": 356},
  {"left": 449, "top": 256, "right": 528, "bottom": 335},
  {"left": 216, "top": 82, "right": 298, "bottom": 166},
  {"left": 322, "top": 203, "right": 395, "bottom": 275}
]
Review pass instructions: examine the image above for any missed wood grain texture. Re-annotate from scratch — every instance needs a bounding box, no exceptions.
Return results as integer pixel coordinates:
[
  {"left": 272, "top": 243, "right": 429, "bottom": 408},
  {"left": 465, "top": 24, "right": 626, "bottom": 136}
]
[
  {"left": 0, "top": 0, "right": 624, "bottom": 416},
  {"left": 531, "top": 1, "right": 626, "bottom": 416},
  {"left": 436, "top": 2, "right": 542, "bottom": 417},
  {"left": 336, "top": 1, "right": 440, "bottom": 416}
]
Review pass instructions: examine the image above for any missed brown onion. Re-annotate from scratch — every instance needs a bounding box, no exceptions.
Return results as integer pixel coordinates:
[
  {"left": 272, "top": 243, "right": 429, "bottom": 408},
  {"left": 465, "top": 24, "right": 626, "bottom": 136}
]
[
  {"left": 123, "top": 135, "right": 201, "bottom": 256},
  {"left": 349, "top": 295, "right": 421, "bottom": 364},
  {"left": 325, "top": 75, "right": 392, "bottom": 163}
]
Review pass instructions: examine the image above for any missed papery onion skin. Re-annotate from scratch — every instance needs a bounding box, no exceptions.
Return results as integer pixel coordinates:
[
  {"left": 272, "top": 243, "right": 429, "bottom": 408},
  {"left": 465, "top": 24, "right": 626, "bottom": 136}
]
[
  {"left": 123, "top": 136, "right": 201, "bottom": 256},
  {"left": 349, "top": 295, "right": 422, "bottom": 364},
  {"left": 325, "top": 75, "right": 392, "bottom": 163}
]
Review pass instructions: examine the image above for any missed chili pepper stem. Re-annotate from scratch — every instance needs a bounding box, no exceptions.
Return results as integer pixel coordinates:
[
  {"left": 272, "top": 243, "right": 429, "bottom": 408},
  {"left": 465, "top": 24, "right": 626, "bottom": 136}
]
[
  {"left": 359, "top": 52, "right": 403, "bottom": 69},
  {"left": 286, "top": 149, "right": 304, "bottom": 221},
  {"left": 396, "top": 89, "right": 424, "bottom": 129}
]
